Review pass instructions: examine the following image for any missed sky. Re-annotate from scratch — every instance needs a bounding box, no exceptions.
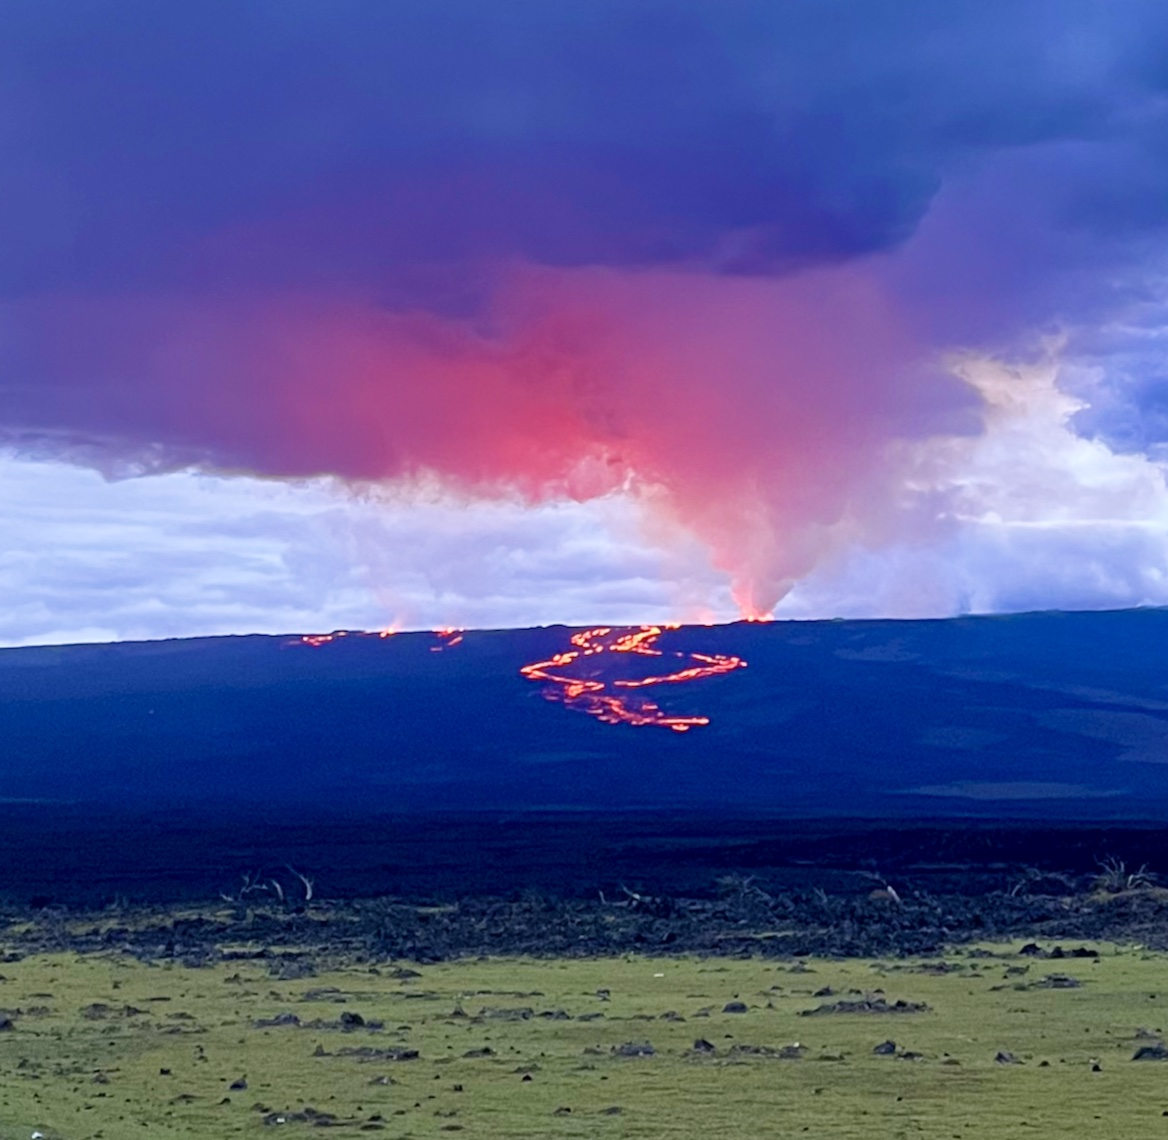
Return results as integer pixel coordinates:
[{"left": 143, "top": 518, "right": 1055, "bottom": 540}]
[{"left": 4, "top": 1, "right": 1168, "bottom": 645}]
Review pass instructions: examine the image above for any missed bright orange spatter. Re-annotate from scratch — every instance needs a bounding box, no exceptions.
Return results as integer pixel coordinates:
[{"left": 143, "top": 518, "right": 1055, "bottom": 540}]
[{"left": 520, "top": 625, "right": 746, "bottom": 732}]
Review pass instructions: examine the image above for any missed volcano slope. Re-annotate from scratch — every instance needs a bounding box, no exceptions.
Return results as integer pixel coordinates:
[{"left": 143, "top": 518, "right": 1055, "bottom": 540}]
[
  {"left": 1, "top": 608, "right": 1167, "bottom": 819},
  {"left": 3, "top": 612, "right": 1168, "bottom": 1136}
]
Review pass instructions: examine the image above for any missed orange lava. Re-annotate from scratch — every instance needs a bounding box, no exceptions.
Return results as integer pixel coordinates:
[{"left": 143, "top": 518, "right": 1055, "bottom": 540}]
[
  {"left": 291, "top": 627, "right": 462, "bottom": 651},
  {"left": 296, "top": 630, "right": 350, "bottom": 647},
  {"left": 520, "top": 625, "right": 746, "bottom": 732},
  {"left": 430, "top": 627, "right": 464, "bottom": 651},
  {"left": 288, "top": 623, "right": 742, "bottom": 732}
]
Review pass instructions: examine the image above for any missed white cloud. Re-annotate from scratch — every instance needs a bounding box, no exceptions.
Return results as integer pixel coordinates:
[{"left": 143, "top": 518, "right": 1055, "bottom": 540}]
[
  {"left": 781, "top": 352, "right": 1168, "bottom": 619},
  {"left": 0, "top": 457, "right": 734, "bottom": 647},
  {"left": 4, "top": 350, "right": 1168, "bottom": 645}
]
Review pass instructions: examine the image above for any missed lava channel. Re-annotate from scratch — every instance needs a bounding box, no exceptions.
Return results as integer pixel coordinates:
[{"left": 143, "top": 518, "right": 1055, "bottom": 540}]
[{"left": 520, "top": 625, "right": 746, "bottom": 732}]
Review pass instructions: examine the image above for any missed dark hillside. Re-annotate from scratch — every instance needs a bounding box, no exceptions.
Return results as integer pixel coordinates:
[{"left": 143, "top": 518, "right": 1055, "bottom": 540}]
[{"left": 1, "top": 609, "right": 1167, "bottom": 816}]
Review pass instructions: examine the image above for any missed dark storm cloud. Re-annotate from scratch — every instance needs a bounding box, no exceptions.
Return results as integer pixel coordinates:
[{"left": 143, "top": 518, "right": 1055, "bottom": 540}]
[{"left": 2, "top": 0, "right": 1165, "bottom": 295}]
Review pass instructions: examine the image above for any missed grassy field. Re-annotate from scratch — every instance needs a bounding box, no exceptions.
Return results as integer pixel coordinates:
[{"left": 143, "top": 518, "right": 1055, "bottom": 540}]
[{"left": 3, "top": 935, "right": 1168, "bottom": 1138}]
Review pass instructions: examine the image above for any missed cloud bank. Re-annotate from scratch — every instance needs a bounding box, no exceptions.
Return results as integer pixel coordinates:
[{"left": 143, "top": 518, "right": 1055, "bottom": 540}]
[
  {"left": 3, "top": 2, "right": 1168, "bottom": 624},
  {"left": 0, "top": 456, "right": 730, "bottom": 647}
]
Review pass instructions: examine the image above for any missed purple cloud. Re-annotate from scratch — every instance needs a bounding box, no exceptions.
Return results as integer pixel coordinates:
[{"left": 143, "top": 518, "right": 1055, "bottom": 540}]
[{"left": 3, "top": 2, "right": 1168, "bottom": 618}]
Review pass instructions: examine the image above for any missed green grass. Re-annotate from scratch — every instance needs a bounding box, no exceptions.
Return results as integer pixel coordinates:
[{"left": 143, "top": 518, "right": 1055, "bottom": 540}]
[{"left": 4, "top": 938, "right": 1168, "bottom": 1138}]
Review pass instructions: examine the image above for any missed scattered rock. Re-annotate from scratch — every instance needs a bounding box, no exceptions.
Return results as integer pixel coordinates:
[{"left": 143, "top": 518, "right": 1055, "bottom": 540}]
[
  {"left": 612, "top": 1041, "right": 655, "bottom": 1057},
  {"left": 336, "top": 1046, "right": 419, "bottom": 1062},
  {"left": 254, "top": 1012, "right": 301, "bottom": 1028},
  {"left": 481, "top": 1007, "right": 533, "bottom": 1021},
  {"left": 1133, "top": 1044, "right": 1168, "bottom": 1061},
  {"left": 262, "top": 1107, "right": 340, "bottom": 1127},
  {"left": 801, "top": 998, "right": 928, "bottom": 1017},
  {"left": 271, "top": 958, "right": 317, "bottom": 981},
  {"left": 910, "top": 961, "right": 963, "bottom": 975}
]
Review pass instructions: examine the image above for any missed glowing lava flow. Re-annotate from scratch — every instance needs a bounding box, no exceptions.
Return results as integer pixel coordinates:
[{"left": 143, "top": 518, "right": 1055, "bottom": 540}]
[
  {"left": 297, "top": 630, "right": 351, "bottom": 647},
  {"left": 430, "top": 627, "right": 464, "bottom": 651},
  {"left": 290, "top": 627, "right": 457, "bottom": 650},
  {"left": 520, "top": 625, "right": 746, "bottom": 732},
  {"left": 288, "top": 623, "right": 741, "bottom": 732}
]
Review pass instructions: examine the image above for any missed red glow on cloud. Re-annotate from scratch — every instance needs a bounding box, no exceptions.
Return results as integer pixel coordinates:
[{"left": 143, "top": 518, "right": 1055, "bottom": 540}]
[{"left": 10, "top": 260, "right": 953, "bottom": 618}]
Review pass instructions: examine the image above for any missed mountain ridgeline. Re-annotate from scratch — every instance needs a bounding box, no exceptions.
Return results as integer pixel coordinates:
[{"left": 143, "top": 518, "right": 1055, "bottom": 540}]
[{"left": 2, "top": 610, "right": 1167, "bottom": 819}]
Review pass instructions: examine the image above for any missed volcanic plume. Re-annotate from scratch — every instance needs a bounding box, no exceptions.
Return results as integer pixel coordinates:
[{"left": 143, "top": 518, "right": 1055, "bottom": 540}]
[
  {"left": 2, "top": 262, "right": 955, "bottom": 617},
  {"left": 4, "top": 3, "right": 1168, "bottom": 626}
]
